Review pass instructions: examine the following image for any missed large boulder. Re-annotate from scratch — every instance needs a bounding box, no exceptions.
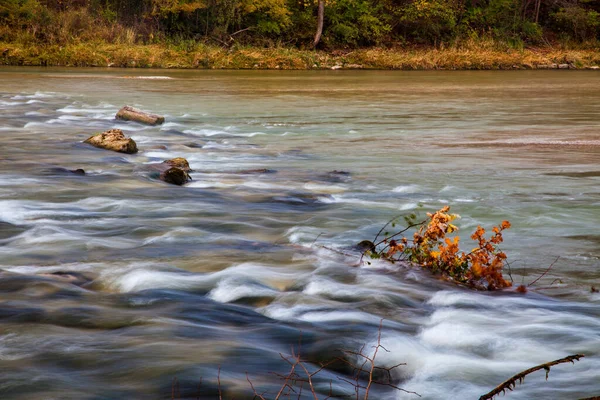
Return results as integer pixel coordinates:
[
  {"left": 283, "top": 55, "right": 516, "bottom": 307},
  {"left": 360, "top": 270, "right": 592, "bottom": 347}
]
[
  {"left": 116, "top": 106, "right": 165, "bottom": 125},
  {"left": 84, "top": 129, "right": 138, "bottom": 154}
]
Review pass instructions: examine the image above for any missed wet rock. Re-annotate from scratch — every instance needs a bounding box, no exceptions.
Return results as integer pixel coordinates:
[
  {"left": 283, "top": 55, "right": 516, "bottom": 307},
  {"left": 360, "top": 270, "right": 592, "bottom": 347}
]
[
  {"left": 356, "top": 240, "right": 376, "bottom": 253},
  {"left": 163, "top": 157, "right": 192, "bottom": 172},
  {"left": 558, "top": 63, "right": 570, "bottom": 69},
  {"left": 39, "top": 271, "right": 96, "bottom": 287},
  {"left": 160, "top": 167, "right": 191, "bottom": 185},
  {"left": 42, "top": 167, "right": 85, "bottom": 176},
  {"left": 115, "top": 105, "right": 165, "bottom": 125},
  {"left": 320, "top": 170, "right": 351, "bottom": 183},
  {"left": 84, "top": 129, "right": 138, "bottom": 154},
  {"left": 141, "top": 157, "right": 193, "bottom": 185},
  {"left": 237, "top": 168, "right": 277, "bottom": 174}
]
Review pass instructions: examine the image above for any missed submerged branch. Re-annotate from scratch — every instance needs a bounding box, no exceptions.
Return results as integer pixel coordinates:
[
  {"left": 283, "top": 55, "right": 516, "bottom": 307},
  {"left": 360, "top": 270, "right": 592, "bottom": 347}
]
[{"left": 479, "top": 354, "right": 585, "bottom": 400}]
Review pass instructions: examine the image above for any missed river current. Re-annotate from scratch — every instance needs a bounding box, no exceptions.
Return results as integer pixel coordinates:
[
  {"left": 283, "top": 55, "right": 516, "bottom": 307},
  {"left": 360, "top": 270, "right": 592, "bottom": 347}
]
[{"left": 0, "top": 68, "right": 599, "bottom": 399}]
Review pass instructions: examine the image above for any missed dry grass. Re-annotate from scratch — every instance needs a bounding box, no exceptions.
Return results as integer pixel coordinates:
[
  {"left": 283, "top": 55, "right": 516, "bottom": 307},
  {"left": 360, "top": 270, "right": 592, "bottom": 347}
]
[{"left": 1, "top": 39, "right": 600, "bottom": 70}]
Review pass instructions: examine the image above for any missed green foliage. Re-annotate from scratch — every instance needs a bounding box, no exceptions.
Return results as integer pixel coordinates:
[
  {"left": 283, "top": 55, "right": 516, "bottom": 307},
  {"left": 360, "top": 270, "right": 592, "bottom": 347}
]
[
  {"left": 1, "top": 0, "right": 600, "bottom": 48},
  {"left": 396, "top": 0, "right": 459, "bottom": 44},
  {"left": 552, "top": 5, "right": 600, "bottom": 41},
  {"left": 324, "top": 0, "right": 391, "bottom": 46},
  {"left": 461, "top": 0, "right": 542, "bottom": 44}
]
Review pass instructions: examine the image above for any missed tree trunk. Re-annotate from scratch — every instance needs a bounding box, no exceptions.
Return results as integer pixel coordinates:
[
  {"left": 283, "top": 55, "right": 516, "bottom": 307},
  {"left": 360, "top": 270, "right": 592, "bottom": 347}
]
[{"left": 313, "top": 0, "right": 324, "bottom": 48}]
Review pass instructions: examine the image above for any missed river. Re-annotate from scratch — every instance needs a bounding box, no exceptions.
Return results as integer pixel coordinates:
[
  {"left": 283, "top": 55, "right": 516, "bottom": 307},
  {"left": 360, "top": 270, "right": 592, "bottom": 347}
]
[{"left": 0, "top": 68, "right": 599, "bottom": 399}]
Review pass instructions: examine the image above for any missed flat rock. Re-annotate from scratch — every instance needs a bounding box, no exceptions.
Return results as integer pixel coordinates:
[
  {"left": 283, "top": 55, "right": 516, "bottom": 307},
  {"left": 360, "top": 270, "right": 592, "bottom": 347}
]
[
  {"left": 84, "top": 129, "right": 138, "bottom": 154},
  {"left": 116, "top": 106, "right": 165, "bottom": 125}
]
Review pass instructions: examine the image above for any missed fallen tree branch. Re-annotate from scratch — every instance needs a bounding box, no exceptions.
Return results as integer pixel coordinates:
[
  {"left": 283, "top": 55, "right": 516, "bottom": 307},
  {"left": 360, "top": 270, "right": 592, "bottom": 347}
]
[{"left": 479, "top": 354, "right": 585, "bottom": 400}]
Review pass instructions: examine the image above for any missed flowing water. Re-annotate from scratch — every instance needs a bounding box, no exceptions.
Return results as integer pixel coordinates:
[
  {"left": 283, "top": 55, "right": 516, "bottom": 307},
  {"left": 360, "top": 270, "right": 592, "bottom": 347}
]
[{"left": 0, "top": 68, "right": 599, "bottom": 399}]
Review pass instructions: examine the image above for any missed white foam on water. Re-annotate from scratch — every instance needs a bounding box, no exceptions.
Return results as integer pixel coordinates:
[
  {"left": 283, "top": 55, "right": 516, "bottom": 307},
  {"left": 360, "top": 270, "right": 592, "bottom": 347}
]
[
  {"left": 142, "top": 227, "right": 207, "bottom": 245},
  {"left": 299, "top": 310, "right": 383, "bottom": 324},
  {"left": 183, "top": 128, "right": 266, "bottom": 138},
  {"left": 184, "top": 128, "right": 228, "bottom": 137},
  {"left": 202, "top": 141, "right": 236, "bottom": 149},
  {"left": 392, "top": 289, "right": 600, "bottom": 399},
  {"left": 285, "top": 226, "right": 324, "bottom": 245},
  {"left": 392, "top": 184, "right": 421, "bottom": 193},
  {"left": 0, "top": 100, "right": 23, "bottom": 106},
  {"left": 12, "top": 91, "right": 56, "bottom": 100},
  {"left": 104, "top": 262, "right": 302, "bottom": 295},
  {"left": 321, "top": 195, "right": 418, "bottom": 210},
  {"left": 208, "top": 277, "right": 279, "bottom": 303},
  {"left": 303, "top": 182, "right": 347, "bottom": 193},
  {"left": 454, "top": 198, "right": 476, "bottom": 203},
  {"left": 160, "top": 122, "right": 184, "bottom": 129},
  {"left": 130, "top": 135, "right": 155, "bottom": 144},
  {"left": 186, "top": 181, "right": 235, "bottom": 189},
  {"left": 241, "top": 180, "right": 295, "bottom": 190}
]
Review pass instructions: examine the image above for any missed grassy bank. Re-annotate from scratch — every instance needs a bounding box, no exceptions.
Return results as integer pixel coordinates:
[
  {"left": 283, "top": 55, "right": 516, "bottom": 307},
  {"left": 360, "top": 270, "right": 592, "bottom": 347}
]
[{"left": 2, "top": 40, "right": 600, "bottom": 70}]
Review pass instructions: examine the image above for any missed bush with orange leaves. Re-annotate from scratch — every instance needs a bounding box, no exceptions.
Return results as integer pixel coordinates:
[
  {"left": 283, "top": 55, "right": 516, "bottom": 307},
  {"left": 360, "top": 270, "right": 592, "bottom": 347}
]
[{"left": 365, "top": 206, "right": 512, "bottom": 290}]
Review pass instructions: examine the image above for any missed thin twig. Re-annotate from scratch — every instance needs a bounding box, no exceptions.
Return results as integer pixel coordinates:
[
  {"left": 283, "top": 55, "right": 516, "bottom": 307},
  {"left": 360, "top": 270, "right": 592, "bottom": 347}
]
[
  {"left": 310, "top": 233, "right": 324, "bottom": 247},
  {"left": 479, "top": 354, "right": 585, "bottom": 400},
  {"left": 373, "top": 214, "right": 404, "bottom": 244},
  {"left": 217, "top": 365, "right": 222, "bottom": 400},
  {"left": 171, "top": 377, "right": 179, "bottom": 400},
  {"left": 528, "top": 256, "right": 560, "bottom": 287},
  {"left": 246, "top": 372, "right": 267, "bottom": 400}
]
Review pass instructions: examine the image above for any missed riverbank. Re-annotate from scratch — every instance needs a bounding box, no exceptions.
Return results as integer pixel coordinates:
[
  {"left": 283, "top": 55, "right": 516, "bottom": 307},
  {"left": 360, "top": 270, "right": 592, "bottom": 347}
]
[{"left": 2, "top": 41, "right": 600, "bottom": 70}]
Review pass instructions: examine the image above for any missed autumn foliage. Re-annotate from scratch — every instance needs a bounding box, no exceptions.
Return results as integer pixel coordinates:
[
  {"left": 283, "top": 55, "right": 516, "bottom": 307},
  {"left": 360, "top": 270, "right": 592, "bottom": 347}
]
[{"left": 368, "top": 206, "right": 512, "bottom": 290}]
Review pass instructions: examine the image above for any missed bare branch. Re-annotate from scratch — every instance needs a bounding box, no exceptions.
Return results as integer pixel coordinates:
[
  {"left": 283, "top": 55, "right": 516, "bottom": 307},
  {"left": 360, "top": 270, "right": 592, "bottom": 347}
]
[
  {"left": 246, "top": 372, "right": 267, "bottom": 400},
  {"left": 479, "top": 354, "right": 585, "bottom": 400},
  {"left": 528, "top": 256, "right": 560, "bottom": 287},
  {"left": 217, "top": 365, "right": 222, "bottom": 400}
]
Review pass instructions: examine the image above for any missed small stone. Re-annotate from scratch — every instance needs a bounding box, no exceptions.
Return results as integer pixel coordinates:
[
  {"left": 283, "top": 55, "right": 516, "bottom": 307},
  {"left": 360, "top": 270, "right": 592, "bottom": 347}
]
[
  {"left": 588, "top": 66, "right": 599, "bottom": 70},
  {"left": 558, "top": 63, "right": 569, "bottom": 69},
  {"left": 84, "top": 129, "right": 138, "bottom": 154},
  {"left": 331, "top": 65, "right": 342, "bottom": 70}
]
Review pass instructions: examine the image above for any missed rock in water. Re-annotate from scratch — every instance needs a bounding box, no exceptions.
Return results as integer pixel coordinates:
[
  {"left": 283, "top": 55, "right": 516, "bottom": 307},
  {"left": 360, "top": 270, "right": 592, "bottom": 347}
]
[
  {"left": 84, "top": 129, "right": 138, "bottom": 154},
  {"left": 163, "top": 157, "right": 191, "bottom": 172},
  {"left": 160, "top": 167, "right": 191, "bottom": 185},
  {"left": 116, "top": 106, "right": 165, "bottom": 125}
]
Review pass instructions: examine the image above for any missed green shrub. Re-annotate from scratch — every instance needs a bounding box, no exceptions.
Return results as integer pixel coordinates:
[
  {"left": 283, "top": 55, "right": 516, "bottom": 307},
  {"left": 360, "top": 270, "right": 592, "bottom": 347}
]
[{"left": 552, "top": 5, "right": 600, "bottom": 41}]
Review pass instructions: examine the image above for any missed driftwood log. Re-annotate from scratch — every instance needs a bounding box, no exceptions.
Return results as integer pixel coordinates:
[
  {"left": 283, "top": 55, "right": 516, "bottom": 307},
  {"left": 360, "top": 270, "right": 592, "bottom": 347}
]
[
  {"left": 116, "top": 106, "right": 165, "bottom": 125},
  {"left": 84, "top": 129, "right": 138, "bottom": 154},
  {"left": 479, "top": 354, "right": 585, "bottom": 400}
]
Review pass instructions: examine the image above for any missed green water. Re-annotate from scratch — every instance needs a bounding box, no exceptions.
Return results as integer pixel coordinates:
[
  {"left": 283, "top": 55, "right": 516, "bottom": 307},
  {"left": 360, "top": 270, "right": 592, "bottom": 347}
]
[{"left": 0, "top": 68, "right": 599, "bottom": 399}]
